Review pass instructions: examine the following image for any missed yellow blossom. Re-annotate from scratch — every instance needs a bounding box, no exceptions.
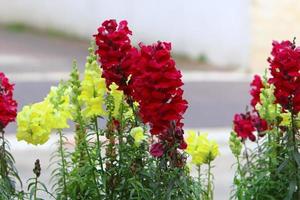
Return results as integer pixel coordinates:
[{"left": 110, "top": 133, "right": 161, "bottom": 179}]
[
  {"left": 130, "top": 127, "right": 146, "bottom": 146},
  {"left": 17, "top": 84, "right": 73, "bottom": 145},
  {"left": 79, "top": 60, "right": 107, "bottom": 119},
  {"left": 45, "top": 85, "right": 72, "bottom": 129},
  {"left": 185, "top": 130, "right": 219, "bottom": 165},
  {"left": 16, "top": 101, "right": 54, "bottom": 145}
]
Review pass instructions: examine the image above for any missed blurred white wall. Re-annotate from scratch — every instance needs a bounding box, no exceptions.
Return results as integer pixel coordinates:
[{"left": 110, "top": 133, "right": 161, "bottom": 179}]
[
  {"left": 0, "top": 0, "right": 250, "bottom": 68},
  {"left": 251, "top": 0, "right": 300, "bottom": 72}
]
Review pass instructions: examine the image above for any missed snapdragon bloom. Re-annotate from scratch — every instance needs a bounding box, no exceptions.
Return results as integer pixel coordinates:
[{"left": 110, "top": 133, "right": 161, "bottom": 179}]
[
  {"left": 0, "top": 72, "right": 17, "bottom": 129},
  {"left": 130, "top": 42, "right": 188, "bottom": 152},
  {"left": 94, "top": 20, "right": 188, "bottom": 160},
  {"left": 233, "top": 112, "right": 268, "bottom": 142},
  {"left": 185, "top": 130, "right": 219, "bottom": 165},
  {"left": 233, "top": 113, "right": 256, "bottom": 141},
  {"left": 94, "top": 19, "right": 136, "bottom": 95},
  {"left": 268, "top": 40, "right": 300, "bottom": 113},
  {"left": 250, "top": 75, "right": 264, "bottom": 110}
]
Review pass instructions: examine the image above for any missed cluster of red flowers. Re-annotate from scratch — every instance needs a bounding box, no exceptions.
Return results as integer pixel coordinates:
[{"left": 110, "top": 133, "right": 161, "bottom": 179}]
[
  {"left": 94, "top": 20, "right": 188, "bottom": 158},
  {"left": 233, "top": 112, "right": 268, "bottom": 141},
  {"left": 0, "top": 72, "right": 17, "bottom": 129},
  {"left": 268, "top": 40, "right": 300, "bottom": 113},
  {"left": 250, "top": 75, "right": 264, "bottom": 110},
  {"left": 130, "top": 42, "right": 188, "bottom": 134},
  {"left": 94, "top": 19, "right": 135, "bottom": 95},
  {"left": 131, "top": 42, "right": 188, "bottom": 156},
  {"left": 233, "top": 75, "right": 268, "bottom": 141}
]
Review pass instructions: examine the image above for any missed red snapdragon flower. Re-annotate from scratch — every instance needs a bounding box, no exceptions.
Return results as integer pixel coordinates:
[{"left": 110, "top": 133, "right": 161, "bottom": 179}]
[
  {"left": 94, "top": 20, "right": 188, "bottom": 161},
  {"left": 233, "top": 113, "right": 256, "bottom": 141},
  {"left": 250, "top": 75, "right": 264, "bottom": 110},
  {"left": 129, "top": 42, "right": 188, "bottom": 149},
  {"left": 251, "top": 113, "right": 268, "bottom": 134},
  {"left": 233, "top": 112, "right": 268, "bottom": 141},
  {"left": 0, "top": 72, "right": 17, "bottom": 129},
  {"left": 268, "top": 40, "right": 300, "bottom": 113},
  {"left": 94, "top": 19, "right": 136, "bottom": 95}
]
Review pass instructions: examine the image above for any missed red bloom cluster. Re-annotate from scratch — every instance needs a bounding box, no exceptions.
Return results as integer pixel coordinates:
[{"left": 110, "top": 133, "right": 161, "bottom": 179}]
[
  {"left": 130, "top": 42, "right": 188, "bottom": 156},
  {"left": 95, "top": 20, "right": 188, "bottom": 158},
  {"left": 130, "top": 42, "right": 188, "bottom": 136},
  {"left": 0, "top": 72, "right": 17, "bottom": 129},
  {"left": 94, "top": 19, "right": 135, "bottom": 95},
  {"left": 250, "top": 75, "right": 264, "bottom": 110},
  {"left": 268, "top": 40, "right": 300, "bottom": 113},
  {"left": 233, "top": 112, "right": 268, "bottom": 141}
]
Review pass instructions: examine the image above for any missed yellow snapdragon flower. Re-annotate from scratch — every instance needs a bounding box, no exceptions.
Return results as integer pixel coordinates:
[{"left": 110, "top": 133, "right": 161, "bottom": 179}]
[
  {"left": 45, "top": 86, "right": 73, "bottom": 129},
  {"left": 79, "top": 60, "right": 107, "bottom": 119},
  {"left": 130, "top": 127, "right": 146, "bottom": 146},
  {"left": 17, "top": 84, "right": 72, "bottom": 145},
  {"left": 185, "top": 130, "right": 219, "bottom": 165},
  {"left": 17, "top": 101, "right": 54, "bottom": 145}
]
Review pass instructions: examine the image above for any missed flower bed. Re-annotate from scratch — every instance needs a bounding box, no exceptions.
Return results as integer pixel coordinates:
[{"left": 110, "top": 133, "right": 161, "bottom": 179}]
[
  {"left": 230, "top": 39, "right": 300, "bottom": 199},
  {"left": 2, "top": 19, "right": 299, "bottom": 200},
  {"left": 0, "top": 20, "right": 219, "bottom": 200}
]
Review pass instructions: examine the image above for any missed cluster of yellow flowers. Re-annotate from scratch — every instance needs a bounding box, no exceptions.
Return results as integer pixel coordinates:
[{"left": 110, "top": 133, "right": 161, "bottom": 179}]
[
  {"left": 79, "top": 60, "right": 107, "bottom": 119},
  {"left": 16, "top": 51, "right": 129, "bottom": 145},
  {"left": 17, "top": 85, "right": 72, "bottom": 145},
  {"left": 185, "top": 130, "right": 219, "bottom": 165},
  {"left": 130, "top": 127, "right": 146, "bottom": 146}
]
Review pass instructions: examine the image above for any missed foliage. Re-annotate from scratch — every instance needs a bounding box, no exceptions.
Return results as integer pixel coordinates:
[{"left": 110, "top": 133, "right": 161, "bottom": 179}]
[
  {"left": 230, "top": 40, "right": 300, "bottom": 200},
  {"left": 0, "top": 19, "right": 221, "bottom": 200}
]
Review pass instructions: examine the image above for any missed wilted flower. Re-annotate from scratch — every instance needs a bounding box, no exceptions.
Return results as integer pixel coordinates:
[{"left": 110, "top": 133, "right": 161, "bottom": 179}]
[{"left": 150, "top": 143, "right": 164, "bottom": 157}]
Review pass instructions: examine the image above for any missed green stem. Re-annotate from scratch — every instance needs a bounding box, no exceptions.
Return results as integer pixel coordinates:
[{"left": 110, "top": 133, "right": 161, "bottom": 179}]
[
  {"left": 34, "top": 176, "right": 38, "bottom": 200},
  {"left": 197, "top": 165, "right": 201, "bottom": 199},
  {"left": 94, "top": 117, "right": 104, "bottom": 173},
  {"left": 243, "top": 142, "right": 250, "bottom": 171},
  {"left": 207, "top": 162, "right": 212, "bottom": 200},
  {"left": 236, "top": 156, "right": 245, "bottom": 199},
  {"left": 128, "top": 97, "right": 138, "bottom": 126},
  {"left": 291, "top": 112, "right": 300, "bottom": 199},
  {"left": 58, "top": 130, "right": 68, "bottom": 199},
  {"left": 0, "top": 129, "right": 7, "bottom": 177},
  {"left": 77, "top": 116, "right": 101, "bottom": 199},
  {"left": 118, "top": 98, "right": 125, "bottom": 166}
]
